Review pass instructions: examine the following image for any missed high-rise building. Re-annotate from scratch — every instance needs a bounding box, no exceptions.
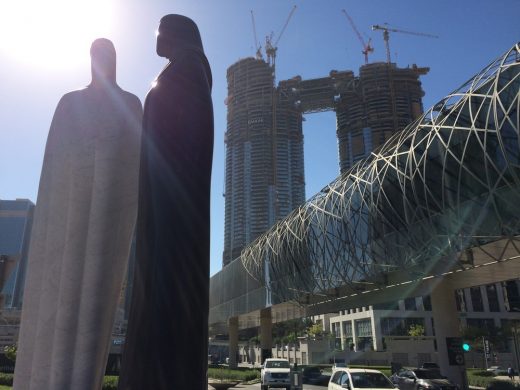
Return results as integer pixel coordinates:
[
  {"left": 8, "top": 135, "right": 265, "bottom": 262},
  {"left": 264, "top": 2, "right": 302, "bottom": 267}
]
[
  {"left": 222, "top": 59, "right": 428, "bottom": 267},
  {"left": 223, "top": 58, "right": 305, "bottom": 266},
  {"left": 0, "top": 199, "right": 35, "bottom": 308},
  {"left": 336, "top": 63, "right": 428, "bottom": 172}
]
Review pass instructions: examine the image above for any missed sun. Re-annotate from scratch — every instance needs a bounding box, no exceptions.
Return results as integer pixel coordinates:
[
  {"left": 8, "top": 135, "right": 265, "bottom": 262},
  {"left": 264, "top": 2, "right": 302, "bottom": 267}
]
[{"left": 0, "top": 0, "right": 115, "bottom": 70}]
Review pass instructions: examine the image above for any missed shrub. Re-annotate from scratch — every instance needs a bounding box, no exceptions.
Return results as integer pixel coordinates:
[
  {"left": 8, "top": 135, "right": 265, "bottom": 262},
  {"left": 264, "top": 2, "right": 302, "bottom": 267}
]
[
  {"left": 0, "top": 373, "right": 13, "bottom": 386},
  {"left": 467, "top": 371, "right": 501, "bottom": 388},
  {"left": 473, "top": 370, "right": 496, "bottom": 377},
  {"left": 207, "top": 367, "right": 260, "bottom": 382},
  {"left": 102, "top": 375, "right": 118, "bottom": 390},
  {"left": 3, "top": 346, "right": 16, "bottom": 363},
  {"left": 485, "top": 380, "right": 520, "bottom": 390}
]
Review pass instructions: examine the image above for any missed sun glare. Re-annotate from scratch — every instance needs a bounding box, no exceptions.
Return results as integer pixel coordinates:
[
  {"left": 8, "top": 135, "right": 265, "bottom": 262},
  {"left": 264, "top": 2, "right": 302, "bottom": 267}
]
[{"left": 0, "top": 1, "right": 114, "bottom": 70}]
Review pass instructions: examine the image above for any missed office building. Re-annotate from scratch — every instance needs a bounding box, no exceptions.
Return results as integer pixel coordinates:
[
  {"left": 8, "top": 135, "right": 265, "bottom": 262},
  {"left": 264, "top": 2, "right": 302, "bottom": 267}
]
[{"left": 0, "top": 199, "right": 35, "bottom": 308}]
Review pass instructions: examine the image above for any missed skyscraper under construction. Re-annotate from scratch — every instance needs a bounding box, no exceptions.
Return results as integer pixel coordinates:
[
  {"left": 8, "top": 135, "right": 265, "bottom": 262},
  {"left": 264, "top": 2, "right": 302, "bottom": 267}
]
[{"left": 222, "top": 57, "right": 428, "bottom": 267}]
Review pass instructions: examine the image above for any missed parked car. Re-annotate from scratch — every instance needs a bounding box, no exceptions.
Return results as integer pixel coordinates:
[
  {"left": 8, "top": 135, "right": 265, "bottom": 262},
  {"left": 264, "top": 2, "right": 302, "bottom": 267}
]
[
  {"left": 486, "top": 366, "right": 507, "bottom": 376},
  {"left": 261, "top": 358, "right": 291, "bottom": 390},
  {"left": 329, "top": 368, "right": 396, "bottom": 390},
  {"left": 391, "top": 368, "right": 458, "bottom": 390},
  {"left": 303, "top": 366, "right": 329, "bottom": 385},
  {"left": 420, "top": 363, "right": 440, "bottom": 370}
]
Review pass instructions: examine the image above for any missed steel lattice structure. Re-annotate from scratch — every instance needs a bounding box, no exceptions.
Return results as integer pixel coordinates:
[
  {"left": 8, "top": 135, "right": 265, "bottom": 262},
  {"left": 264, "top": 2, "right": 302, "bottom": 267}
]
[{"left": 241, "top": 43, "right": 520, "bottom": 304}]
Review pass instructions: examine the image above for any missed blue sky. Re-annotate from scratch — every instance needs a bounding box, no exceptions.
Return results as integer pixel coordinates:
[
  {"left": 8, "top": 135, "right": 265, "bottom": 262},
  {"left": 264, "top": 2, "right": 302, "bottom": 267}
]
[{"left": 0, "top": 0, "right": 518, "bottom": 276}]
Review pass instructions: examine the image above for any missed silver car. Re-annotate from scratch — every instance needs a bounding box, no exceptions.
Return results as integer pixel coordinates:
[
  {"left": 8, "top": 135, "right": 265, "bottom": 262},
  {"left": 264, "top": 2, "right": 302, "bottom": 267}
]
[{"left": 392, "top": 369, "right": 458, "bottom": 390}]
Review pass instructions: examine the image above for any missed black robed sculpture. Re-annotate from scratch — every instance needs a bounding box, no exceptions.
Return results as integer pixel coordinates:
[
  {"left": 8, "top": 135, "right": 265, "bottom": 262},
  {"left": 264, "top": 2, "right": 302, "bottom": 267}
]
[{"left": 118, "top": 15, "right": 213, "bottom": 390}]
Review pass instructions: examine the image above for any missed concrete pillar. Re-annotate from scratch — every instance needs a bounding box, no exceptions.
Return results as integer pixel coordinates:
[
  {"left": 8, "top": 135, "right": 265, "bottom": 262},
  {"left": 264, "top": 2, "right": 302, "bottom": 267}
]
[
  {"left": 431, "top": 279, "right": 467, "bottom": 389},
  {"left": 463, "top": 288, "right": 473, "bottom": 312},
  {"left": 371, "top": 311, "right": 383, "bottom": 351},
  {"left": 424, "top": 316, "right": 434, "bottom": 336},
  {"left": 260, "top": 308, "right": 273, "bottom": 363},
  {"left": 351, "top": 320, "right": 358, "bottom": 352},
  {"left": 340, "top": 320, "right": 346, "bottom": 351},
  {"left": 496, "top": 283, "right": 507, "bottom": 312},
  {"left": 481, "top": 285, "right": 490, "bottom": 313},
  {"left": 228, "top": 317, "right": 239, "bottom": 369}
]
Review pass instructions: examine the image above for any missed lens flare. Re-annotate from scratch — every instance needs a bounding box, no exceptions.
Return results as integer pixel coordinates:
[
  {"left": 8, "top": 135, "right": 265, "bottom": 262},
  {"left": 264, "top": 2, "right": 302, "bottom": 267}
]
[{"left": 0, "top": 0, "right": 115, "bottom": 70}]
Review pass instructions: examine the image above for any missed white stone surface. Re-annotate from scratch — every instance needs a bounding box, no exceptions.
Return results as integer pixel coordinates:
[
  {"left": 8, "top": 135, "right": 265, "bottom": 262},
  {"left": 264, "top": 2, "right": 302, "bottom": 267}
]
[{"left": 13, "top": 84, "right": 142, "bottom": 390}]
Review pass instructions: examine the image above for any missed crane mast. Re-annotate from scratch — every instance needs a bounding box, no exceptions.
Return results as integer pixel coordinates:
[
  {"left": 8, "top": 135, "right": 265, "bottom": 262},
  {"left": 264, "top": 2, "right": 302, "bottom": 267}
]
[{"left": 265, "top": 5, "right": 297, "bottom": 68}]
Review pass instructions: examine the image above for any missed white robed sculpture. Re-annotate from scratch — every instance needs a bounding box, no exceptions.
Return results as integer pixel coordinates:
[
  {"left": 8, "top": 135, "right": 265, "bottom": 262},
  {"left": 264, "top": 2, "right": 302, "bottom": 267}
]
[{"left": 13, "top": 39, "right": 142, "bottom": 390}]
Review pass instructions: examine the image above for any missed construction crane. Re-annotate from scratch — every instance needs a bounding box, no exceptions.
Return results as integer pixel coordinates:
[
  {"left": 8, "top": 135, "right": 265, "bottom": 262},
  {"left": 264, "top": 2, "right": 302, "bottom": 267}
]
[
  {"left": 265, "top": 5, "right": 297, "bottom": 68},
  {"left": 342, "top": 9, "right": 373, "bottom": 64},
  {"left": 372, "top": 24, "right": 438, "bottom": 63},
  {"left": 261, "top": 5, "right": 297, "bottom": 225},
  {"left": 250, "top": 10, "right": 263, "bottom": 60}
]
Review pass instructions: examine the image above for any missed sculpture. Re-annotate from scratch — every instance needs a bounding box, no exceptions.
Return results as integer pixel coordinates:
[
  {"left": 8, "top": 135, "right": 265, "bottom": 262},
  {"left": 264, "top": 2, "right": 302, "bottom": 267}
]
[
  {"left": 13, "top": 39, "right": 142, "bottom": 390},
  {"left": 118, "top": 14, "right": 213, "bottom": 390}
]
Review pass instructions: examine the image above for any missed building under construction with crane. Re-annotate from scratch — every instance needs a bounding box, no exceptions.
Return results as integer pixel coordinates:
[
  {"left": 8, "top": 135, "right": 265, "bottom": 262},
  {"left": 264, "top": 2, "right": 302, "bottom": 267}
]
[{"left": 222, "top": 8, "right": 432, "bottom": 267}]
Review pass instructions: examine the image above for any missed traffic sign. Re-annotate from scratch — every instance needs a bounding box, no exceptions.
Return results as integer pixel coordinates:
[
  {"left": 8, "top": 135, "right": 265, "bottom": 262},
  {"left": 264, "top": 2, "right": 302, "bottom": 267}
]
[
  {"left": 446, "top": 337, "right": 465, "bottom": 366},
  {"left": 484, "top": 338, "right": 491, "bottom": 359}
]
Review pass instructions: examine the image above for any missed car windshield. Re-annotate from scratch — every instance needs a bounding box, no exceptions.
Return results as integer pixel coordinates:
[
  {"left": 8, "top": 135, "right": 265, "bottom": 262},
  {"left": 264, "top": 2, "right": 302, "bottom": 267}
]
[
  {"left": 415, "top": 370, "right": 444, "bottom": 379},
  {"left": 266, "top": 360, "right": 290, "bottom": 369},
  {"left": 352, "top": 372, "right": 395, "bottom": 389}
]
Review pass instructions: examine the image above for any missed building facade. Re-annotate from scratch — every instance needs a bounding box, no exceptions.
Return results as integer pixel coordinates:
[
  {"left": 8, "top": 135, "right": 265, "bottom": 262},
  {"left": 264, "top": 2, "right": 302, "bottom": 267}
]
[
  {"left": 0, "top": 199, "right": 35, "bottom": 309},
  {"left": 328, "top": 279, "right": 520, "bottom": 353}
]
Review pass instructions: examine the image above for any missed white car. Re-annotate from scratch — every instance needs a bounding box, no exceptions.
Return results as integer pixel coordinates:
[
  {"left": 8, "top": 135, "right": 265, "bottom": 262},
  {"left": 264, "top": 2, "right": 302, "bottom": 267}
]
[
  {"left": 486, "top": 366, "right": 506, "bottom": 375},
  {"left": 261, "top": 358, "right": 291, "bottom": 390},
  {"left": 329, "top": 368, "right": 396, "bottom": 390}
]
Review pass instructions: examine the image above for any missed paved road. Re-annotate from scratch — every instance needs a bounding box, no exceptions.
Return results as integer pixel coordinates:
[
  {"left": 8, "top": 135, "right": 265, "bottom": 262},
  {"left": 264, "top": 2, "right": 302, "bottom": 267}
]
[{"left": 209, "top": 384, "right": 327, "bottom": 390}]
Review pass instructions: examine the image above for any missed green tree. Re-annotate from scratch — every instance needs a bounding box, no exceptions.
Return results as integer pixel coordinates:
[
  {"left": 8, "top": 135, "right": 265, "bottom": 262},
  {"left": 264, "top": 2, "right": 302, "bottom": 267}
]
[
  {"left": 249, "top": 335, "right": 260, "bottom": 345},
  {"left": 307, "top": 323, "right": 324, "bottom": 338},
  {"left": 408, "top": 324, "right": 425, "bottom": 337},
  {"left": 4, "top": 344, "right": 16, "bottom": 363}
]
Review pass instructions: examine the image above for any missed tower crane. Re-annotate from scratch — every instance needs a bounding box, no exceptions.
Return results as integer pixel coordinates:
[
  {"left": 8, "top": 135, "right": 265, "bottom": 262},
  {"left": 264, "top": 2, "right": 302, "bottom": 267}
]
[
  {"left": 260, "top": 5, "right": 297, "bottom": 225},
  {"left": 265, "top": 5, "right": 297, "bottom": 68},
  {"left": 250, "top": 10, "right": 263, "bottom": 60},
  {"left": 372, "top": 24, "right": 438, "bottom": 63},
  {"left": 342, "top": 9, "right": 373, "bottom": 64}
]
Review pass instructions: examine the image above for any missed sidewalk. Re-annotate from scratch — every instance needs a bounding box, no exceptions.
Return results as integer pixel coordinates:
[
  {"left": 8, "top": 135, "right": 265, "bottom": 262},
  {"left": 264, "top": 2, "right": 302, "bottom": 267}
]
[{"left": 494, "top": 375, "right": 520, "bottom": 383}]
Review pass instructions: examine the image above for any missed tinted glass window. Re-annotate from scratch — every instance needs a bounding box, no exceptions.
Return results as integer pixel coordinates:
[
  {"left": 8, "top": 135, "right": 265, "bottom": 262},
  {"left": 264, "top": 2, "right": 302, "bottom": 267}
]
[
  {"left": 405, "top": 297, "right": 417, "bottom": 311},
  {"left": 470, "top": 287, "right": 484, "bottom": 312},
  {"left": 422, "top": 295, "right": 432, "bottom": 311},
  {"left": 332, "top": 371, "right": 343, "bottom": 384},
  {"left": 266, "top": 360, "right": 290, "bottom": 368},
  {"left": 351, "top": 372, "right": 394, "bottom": 388},
  {"left": 486, "top": 284, "right": 500, "bottom": 312},
  {"left": 414, "top": 370, "right": 443, "bottom": 379}
]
